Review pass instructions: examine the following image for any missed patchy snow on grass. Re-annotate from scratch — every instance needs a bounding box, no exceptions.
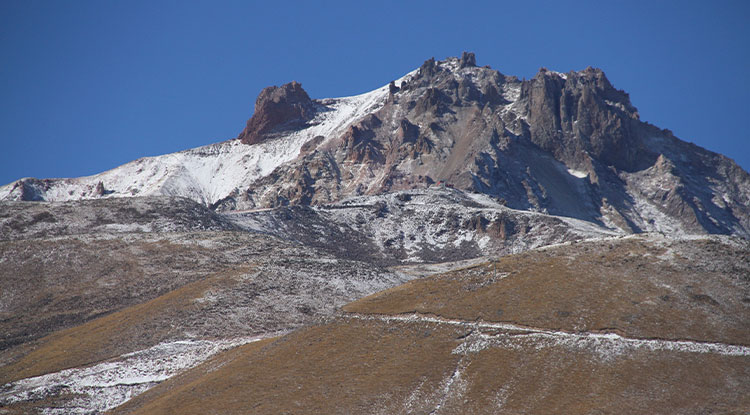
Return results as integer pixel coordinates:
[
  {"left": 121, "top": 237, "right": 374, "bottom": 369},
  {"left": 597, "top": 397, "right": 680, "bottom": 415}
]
[
  {"left": 457, "top": 329, "right": 750, "bottom": 361},
  {"left": 98, "top": 223, "right": 154, "bottom": 233},
  {"left": 0, "top": 336, "right": 269, "bottom": 414}
]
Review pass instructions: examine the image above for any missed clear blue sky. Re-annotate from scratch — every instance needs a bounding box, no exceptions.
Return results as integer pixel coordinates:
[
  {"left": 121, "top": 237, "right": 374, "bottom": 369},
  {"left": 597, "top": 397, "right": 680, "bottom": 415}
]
[{"left": 1, "top": 0, "right": 749, "bottom": 185}]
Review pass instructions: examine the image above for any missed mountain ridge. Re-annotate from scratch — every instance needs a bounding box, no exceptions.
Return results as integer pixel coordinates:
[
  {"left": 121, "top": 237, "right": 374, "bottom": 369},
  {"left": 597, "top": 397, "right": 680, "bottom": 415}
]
[{"left": 2, "top": 53, "right": 749, "bottom": 238}]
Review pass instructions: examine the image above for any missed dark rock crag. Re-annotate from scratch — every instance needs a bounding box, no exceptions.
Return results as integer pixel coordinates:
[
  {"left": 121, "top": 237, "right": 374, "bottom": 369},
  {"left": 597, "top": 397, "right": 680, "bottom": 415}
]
[{"left": 520, "top": 66, "right": 648, "bottom": 172}]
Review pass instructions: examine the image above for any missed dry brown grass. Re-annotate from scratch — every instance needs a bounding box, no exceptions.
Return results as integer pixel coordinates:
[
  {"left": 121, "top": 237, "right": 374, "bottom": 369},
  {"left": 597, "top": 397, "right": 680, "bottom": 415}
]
[
  {"left": 112, "top": 319, "right": 464, "bottom": 415},
  {"left": 345, "top": 238, "right": 750, "bottom": 345},
  {"left": 0, "top": 266, "right": 251, "bottom": 384},
  {"left": 0, "top": 235, "right": 233, "bottom": 353},
  {"left": 455, "top": 343, "right": 750, "bottom": 414},
  {"left": 107, "top": 316, "right": 750, "bottom": 414}
]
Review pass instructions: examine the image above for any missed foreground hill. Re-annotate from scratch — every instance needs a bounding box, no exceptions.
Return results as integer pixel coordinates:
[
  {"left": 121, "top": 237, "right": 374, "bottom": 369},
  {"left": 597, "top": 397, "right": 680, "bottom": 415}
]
[
  {"left": 0, "top": 197, "right": 411, "bottom": 413},
  {"left": 110, "top": 235, "right": 750, "bottom": 414}
]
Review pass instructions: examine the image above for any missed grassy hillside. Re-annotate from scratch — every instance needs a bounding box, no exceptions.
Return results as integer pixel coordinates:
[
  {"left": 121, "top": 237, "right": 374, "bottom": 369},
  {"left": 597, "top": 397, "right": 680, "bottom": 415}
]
[{"left": 110, "top": 235, "right": 750, "bottom": 414}]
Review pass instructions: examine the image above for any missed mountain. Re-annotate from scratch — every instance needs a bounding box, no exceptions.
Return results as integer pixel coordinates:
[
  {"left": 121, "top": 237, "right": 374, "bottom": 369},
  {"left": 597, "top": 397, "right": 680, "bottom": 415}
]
[
  {"left": 1, "top": 54, "right": 749, "bottom": 414},
  {"left": 2, "top": 52, "right": 749, "bottom": 237}
]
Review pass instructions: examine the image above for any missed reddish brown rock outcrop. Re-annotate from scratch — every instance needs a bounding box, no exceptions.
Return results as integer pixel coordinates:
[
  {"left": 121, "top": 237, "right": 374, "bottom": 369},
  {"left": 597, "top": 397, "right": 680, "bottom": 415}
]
[{"left": 239, "top": 81, "right": 315, "bottom": 145}]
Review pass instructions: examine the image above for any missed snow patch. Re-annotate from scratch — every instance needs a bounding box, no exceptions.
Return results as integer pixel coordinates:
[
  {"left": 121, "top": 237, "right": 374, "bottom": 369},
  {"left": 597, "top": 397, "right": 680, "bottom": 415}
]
[
  {"left": 0, "top": 336, "right": 271, "bottom": 414},
  {"left": 567, "top": 168, "right": 588, "bottom": 179},
  {"left": 631, "top": 194, "right": 689, "bottom": 235}
]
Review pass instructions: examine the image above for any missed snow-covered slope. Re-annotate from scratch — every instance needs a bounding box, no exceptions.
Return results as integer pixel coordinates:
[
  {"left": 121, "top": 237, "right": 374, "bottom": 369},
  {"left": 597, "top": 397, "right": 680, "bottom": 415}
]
[
  {"left": 0, "top": 71, "right": 415, "bottom": 206},
  {"left": 0, "top": 336, "right": 268, "bottom": 414}
]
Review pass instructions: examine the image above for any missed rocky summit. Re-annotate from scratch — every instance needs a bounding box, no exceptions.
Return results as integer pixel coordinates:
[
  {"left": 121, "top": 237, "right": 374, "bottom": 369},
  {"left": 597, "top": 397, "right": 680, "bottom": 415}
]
[{"left": 1, "top": 53, "right": 748, "bottom": 414}]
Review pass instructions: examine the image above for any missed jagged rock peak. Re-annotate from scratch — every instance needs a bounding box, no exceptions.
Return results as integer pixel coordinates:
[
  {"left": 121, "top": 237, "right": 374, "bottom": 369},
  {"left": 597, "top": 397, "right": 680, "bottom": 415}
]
[
  {"left": 239, "top": 81, "right": 315, "bottom": 145},
  {"left": 398, "top": 53, "right": 507, "bottom": 111},
  {"left": 416, "top": 53, "right": 482, "bottom": 76},
  {"left": 532, "top": 66, "right": 637, "bottom": 114},
  {"left": 459, "top": 51, "right": 476, "bottom": 68},
  {"left": 418, "top": 57, "right": 439, "bottom": 78}
]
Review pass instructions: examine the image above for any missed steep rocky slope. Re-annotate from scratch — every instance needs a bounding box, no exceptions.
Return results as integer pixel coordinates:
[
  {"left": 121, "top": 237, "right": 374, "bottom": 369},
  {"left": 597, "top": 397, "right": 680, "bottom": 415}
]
[
  {"left": 109, "top": 235, "right": 750, "bottom": 414},
  {"left": 0, "top": 196, "right": 237, "bottom": 241}
]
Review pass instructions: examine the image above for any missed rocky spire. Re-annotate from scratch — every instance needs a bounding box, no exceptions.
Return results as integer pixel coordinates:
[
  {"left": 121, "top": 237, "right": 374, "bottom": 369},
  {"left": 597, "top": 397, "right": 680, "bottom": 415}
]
[{"left": 459, "top": 51, "right": 476, "bottom": 68}]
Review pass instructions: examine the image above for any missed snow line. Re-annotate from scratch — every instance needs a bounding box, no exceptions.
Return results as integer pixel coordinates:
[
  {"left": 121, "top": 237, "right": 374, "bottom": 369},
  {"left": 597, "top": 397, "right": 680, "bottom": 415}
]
[{"left": 342, "top": 312, "right": 750, "bottom": 357}]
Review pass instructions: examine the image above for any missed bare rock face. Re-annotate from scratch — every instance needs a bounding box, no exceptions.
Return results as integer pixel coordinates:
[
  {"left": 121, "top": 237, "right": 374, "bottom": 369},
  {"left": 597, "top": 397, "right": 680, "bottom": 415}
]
[
  {"left": 520, "top": 67, "right": 648, "bottom": 172},
  {"left": 238, "top": 81, "right": 315, "bottom": 145},
  {"left": 342, "top": 114, "right": 384, "bottom": 164},
  {"left": 396, "top": 118, "right": 419, "bottom": 142}
]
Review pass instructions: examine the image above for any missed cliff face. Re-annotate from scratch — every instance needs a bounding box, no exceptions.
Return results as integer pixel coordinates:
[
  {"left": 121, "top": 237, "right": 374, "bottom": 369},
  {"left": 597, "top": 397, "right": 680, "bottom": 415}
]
[{"left": 521, "top": 66, "right": 647, "bottom": 171}]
